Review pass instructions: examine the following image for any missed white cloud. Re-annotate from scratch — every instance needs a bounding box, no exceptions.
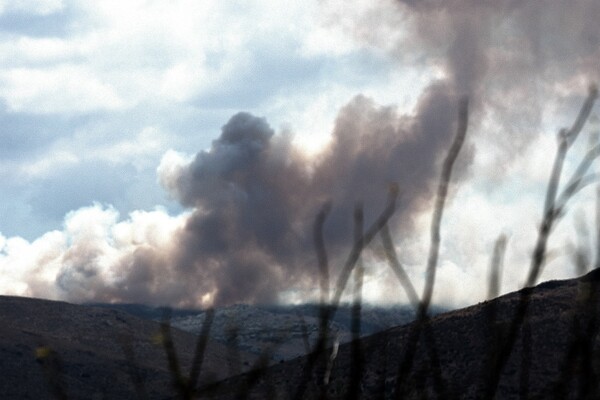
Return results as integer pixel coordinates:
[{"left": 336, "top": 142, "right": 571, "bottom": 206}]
[
  {"left": 0, "top": 230, "right": 65, "bottom": 297},
  {"left": 0, "top": 65, "right": 126, "bottom": 113},
  {"left": 16, "top": 125, "right": 169, "bottom": 179},
  {"left": 88, "top": 126, "right": 168, "bottom": 169},
  {"left": 0, "top": 0, "right": 412, "bottom": 116},
  {"left": 156, "top": 149, "right": 194, "bottom": 199},
  {"left": 0, "top": 203, "right": 186, "bottom": 302},
  {"left": 0, "top": 0, "right": 64, "bottom": 16},
  {"left": 20, "top": 150, "right": 79, "bottom": 178},
  {"left": 0, "top": 37, "right": 75, "bottom": 65}
]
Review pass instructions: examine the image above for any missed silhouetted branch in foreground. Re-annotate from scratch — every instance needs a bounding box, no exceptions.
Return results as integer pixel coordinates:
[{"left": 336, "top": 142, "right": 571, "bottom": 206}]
[
  {"left": 488, "top": 234, "right": 508, "bottom": 301},
  {"left": 528, "top": 85, "right": 598, "bottom": 287},
  {"left": 315, "top": 202, "right": 332, "bottom": 306},
  {"left": 548, "top": 187, "right": 600, "bottom": 399},
  {"left": 329, "top": 185, "right": 399, "bottom": 312},
  {"left": 293, "top": 186, "right": 398, "bottom": 400},
  {"left": 160, "top": 309, "right": 188, "bottom": 398},
  {"left": 159, "top": 307, "right": 215, "bottom": 400},
  {"left": 478, "top": 234, "right": 508, "bottom": 395},
  {"left": 34, "top": 84, "right": 600, "bottom": 400},
  {"left": 485, "top": 84, "right": 599, "bottom": 399},
  {"left": 420, "top": 97, "right": 470, "bottom": 318},
  {"left": 188, "top": 308, "right": 215, "bottom": 394},
  {"left": 395, "top": 96, "right": 469, "bottom": 399},
  {"left": 380, "top": 223, "right": 420, "bottom": 309},
  {"left": 347, "top": 204, "right": 365, "bottom": 400}
]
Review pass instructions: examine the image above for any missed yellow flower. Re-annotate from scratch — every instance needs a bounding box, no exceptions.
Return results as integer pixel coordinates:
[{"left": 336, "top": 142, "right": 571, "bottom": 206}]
[{"left": 35, "top": 346, "right": 51, "bottom": 359}]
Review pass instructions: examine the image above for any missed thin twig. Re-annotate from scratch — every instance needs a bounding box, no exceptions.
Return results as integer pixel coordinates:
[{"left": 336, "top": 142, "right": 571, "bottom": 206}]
[
  {"left": 315, "top": 202, "right": 332, "bottom": 305},
  {"left": 395, "top": 97, "right": 469, "bottom": 399},
  {"left": 293, "top": 186, "right": 398, "bottom": 400},
  {"left": 330, "top": 185, "right": 398, "bottom": 313},
  {"left": 478, "top": 234, "right": 508, "bottom": 395},
  {"left": 420, "top": 97, "right": 469, "bottom": 318},
  {"left": 160, "top": 309, "right": 188, "bottom": 399},
  {"left": 528, "top": 85, "right": 598, "bottom": 287},
  {"left": 485, "top": 85, "right": 598, "bottom": 399},
  {"left": 488, "top": 234, "right": 508, "bottom": 301},
  {"left": 188, "top": 308, "right": 215, "bottom": 394},
  {"left": 348, "top": 204, "right": 365, "bottom": 400},
  {"left": 380, "top": 223, "right": 420, "bottom": 308},
  {"left": 552, "top": 145, "right": 600, "bottom": 222}
]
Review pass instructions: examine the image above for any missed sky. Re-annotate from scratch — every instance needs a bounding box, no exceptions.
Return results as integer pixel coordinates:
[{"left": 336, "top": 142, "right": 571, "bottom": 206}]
[{"left": 1, "top": 0, "right": 600, "bottom": 308}]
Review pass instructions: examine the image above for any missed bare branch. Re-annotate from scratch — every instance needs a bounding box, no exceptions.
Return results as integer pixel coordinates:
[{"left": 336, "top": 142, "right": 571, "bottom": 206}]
[
  {"left": 420, "top": 96, "right": 469, "bottom": 317},
  {"left": 380, "top": 223, "right": 420, "bottom": 308},
  {"left": 314, "top": 202, "right": 332, "bottom": 305},
  {"left": 488, "top": 234, "right": 508, "bottom": 300}
]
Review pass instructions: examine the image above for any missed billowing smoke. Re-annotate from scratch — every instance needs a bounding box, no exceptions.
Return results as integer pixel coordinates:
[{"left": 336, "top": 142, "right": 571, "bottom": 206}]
[
  {"left": 393, "top": 1, "right": 600, "bottom": 91},
  {"left": 3, "top": 1, "right": 598, "bottom": 307},
  {"left": 155, "top": 82, "right": 468, "bottom": 306},
  {"left": 0, "top": 81, "right": 468, "bottom": 307},
  {"left": 122, "top": 80, "right": 466, "bottom": 306},
  {"left": 334, "top": 0, "right": 600, "bottom": 155}
]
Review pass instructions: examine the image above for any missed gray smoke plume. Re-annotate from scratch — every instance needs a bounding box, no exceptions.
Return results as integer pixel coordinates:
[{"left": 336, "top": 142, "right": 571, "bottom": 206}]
[
  {"left": 139, "top": 1, "right": 600, "bottom": 306},
  {"left": 33, "top": 78, "right": 471, "bottom": 308},
  {"left": 394, "top": 0, "right": 600, "bottom": 91},
  {"left": 337, "top": 0, "right": 600, "bottom": 154},
  {"left": 38, "top": 1, "right": 600, "bottom": 307},
  {"left": 141, "top": 80, "right": 470, "bottom": 306}
]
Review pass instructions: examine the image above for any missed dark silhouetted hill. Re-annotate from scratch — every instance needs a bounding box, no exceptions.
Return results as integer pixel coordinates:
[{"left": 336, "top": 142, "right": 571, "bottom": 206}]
[
  {"left": 0, "top": 296, "right": 255, "bottom": 399},
  {"left": 205, "top": 271, "right": 600, "bottom": 399},
  {"left": 92, "top": 302, "right": 433, "bottom": 362}
]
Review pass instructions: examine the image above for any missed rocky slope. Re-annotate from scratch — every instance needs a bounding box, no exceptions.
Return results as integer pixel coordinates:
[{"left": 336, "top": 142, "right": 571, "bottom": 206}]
[
  {"left": 169, "top": 304, "right": 423, "bottom": 362},
  {"left": 0, "top": 297, "right": 432, "bottom": 399},
  {"left": 92, "top": 302, "right": 427, "bottom": 362},
  {"left": 4, "top": 270, "right": 596, "bottom": 399},
  {"left": 205, "top": 270, "right": 600, "bottom": 399},
  {"left": 0, "top": 296, "right": 256, "bottom": 399}
]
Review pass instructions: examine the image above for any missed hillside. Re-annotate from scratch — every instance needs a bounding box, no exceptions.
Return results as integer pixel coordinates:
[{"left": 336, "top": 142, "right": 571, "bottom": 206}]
[
  {"left": 91, "top": 302, "right": 430, "bottom": 362},
  {"left": 0, "top": 297, "right": 431, "bottom": 399},
  {"left": 2, "top": 271, "right": 598, "bottom": 399},
  {"left": 0, "top": 296, "right": 256, "bottom": 399},
  {"left": 205, "top": 270, "right": 600, "bottom": 399}
]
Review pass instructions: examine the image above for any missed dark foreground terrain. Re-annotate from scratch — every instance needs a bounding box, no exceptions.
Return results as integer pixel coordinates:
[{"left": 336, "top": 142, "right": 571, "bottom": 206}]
[
  {"left": 0, "top": 297, "right": 256, "bottom": 399},
  {"left": 91, "top": 302, "right": 425, "bottom": 362},
  {"left": 1, "top": 270, "right": 599, "bottom": 399},
  {"left": 206, "top": 270, "right": 600, "bottom": 399}
]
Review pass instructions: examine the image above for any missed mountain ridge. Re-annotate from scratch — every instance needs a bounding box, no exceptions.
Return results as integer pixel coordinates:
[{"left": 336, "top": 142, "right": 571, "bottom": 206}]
[
  {"left": 203, "top": 270, "right": 600, "bottom": 399},
  {"left": 0, "top": 271, "right": 597, "bottom": 398}
]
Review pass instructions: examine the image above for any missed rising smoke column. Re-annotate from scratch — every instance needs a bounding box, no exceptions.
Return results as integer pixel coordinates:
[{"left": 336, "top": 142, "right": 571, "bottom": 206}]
[
  {"left": 14, "top": 1, "right": 600, "bottom": 307},
  {"left": 7, "top": 79, "right": 471, "bottom": 308},
  {"left": 404, "top": 0, "right": 600, "bottom": 147},
  {"left": 150, "top": 80, "right": 471, "bottom": 306},
  {"left": 116, "top": 0, "right": 600, "bottom": 306},
  {"left": 393, "top": 0, "right": 600, "bottom": 92},
  {"left": 327, "top": 0, "right": 600, "bottom": 156}
]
